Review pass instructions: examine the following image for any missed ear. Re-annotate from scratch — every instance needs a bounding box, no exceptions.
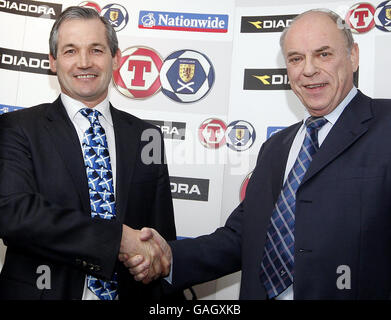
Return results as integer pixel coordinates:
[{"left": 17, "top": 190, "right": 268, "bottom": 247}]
[
  {"left": 49, "top": 54, "right": 57, "bottom": 73},
  {"left": 350, "top": 43, "right": 359, "bottom": 73},
  {"left": 112, "top": 49, "right": 122, "bottom": 71}
]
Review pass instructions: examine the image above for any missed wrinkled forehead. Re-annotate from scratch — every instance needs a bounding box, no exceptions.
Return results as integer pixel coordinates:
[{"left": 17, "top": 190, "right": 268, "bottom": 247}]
[{"left": 283, "top": 12, "right": 346, "bottom": 53}]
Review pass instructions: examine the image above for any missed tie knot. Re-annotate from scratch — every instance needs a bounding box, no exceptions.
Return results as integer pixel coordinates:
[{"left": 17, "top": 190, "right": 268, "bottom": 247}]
[
  {"left": 80, "top": 108, "right": 101, "bottom": 125},
  {"left": 305, "top": 116, "right": 327, "bottom": 131}
]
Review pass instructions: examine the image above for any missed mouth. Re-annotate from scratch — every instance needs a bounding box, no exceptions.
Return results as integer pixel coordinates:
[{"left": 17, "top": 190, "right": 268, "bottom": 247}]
[
  {"left": 303, "top": 83, "right": 327, "bottom": 89},
  {"left": 74, "top": 74, "right": 98, "bottom": 79}
]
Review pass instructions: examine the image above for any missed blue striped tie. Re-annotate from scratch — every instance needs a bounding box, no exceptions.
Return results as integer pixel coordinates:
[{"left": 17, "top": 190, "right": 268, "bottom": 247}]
[
  {"left": 260, "top": 116, "right": 327, "bottom": 299},
  {"left": 80, "top": 108, "right": 118, "bottom": 300}
]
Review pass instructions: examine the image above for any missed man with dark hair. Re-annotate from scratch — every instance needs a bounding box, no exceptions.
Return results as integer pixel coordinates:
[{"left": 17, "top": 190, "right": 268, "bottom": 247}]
[
  {"left": 123, "top": 9, "right": 391, "bottom": 300},
  {"left": 0, "top": 6, "right": 177, "bottom": 300}
]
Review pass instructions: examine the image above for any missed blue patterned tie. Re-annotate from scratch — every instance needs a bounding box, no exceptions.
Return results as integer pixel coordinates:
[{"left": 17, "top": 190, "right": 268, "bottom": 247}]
[
  {"left": 260, "top": 116, "right": 327, "bottom": 299},
  {"left": 80, "top": 108, "right": 118, "bottom": 300}
]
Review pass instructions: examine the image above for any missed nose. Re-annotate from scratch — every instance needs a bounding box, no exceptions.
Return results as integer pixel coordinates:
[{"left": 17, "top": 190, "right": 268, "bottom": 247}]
[
  {"left": 77, "top": 50, "right": 92, "bottom": 69},
  {"left": 302, "top": 56, "right": 318, "bottom": 77}
]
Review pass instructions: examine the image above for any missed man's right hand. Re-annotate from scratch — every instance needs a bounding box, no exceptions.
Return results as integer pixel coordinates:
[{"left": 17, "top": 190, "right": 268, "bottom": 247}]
[{"left": 119, "top": 226, "right": 171, "bottom": 284}]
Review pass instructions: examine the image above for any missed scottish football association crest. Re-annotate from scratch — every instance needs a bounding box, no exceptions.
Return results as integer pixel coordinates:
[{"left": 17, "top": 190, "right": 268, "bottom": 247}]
[
  {"left": 160, "top": 49, "right": 215, "bottom": 103},
  {"left": 226, "top": 120, "right": 256, "bottom": 152},
  {"left": 101, "top": 4, "right": 129, "bottom": 32},
  {"left": 375, "top": 1, "right": 391, "bottom": 31}
]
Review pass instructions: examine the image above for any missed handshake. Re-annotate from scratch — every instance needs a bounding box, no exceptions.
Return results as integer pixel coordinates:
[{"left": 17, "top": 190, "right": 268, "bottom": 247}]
[{"left": 118, "top": 225, "right": 171, "bottom": 284}]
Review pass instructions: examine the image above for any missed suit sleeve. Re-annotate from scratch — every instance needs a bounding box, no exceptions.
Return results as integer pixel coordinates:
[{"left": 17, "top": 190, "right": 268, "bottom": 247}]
[
  {"left": 167, "top": 202, "right": 243, "bottom": 291},
  {"left": 165, "top": 143, "right": 270, "bottom": 291},
  {"left": 0, "top": 114, "right": 121, "bottom": 280}
]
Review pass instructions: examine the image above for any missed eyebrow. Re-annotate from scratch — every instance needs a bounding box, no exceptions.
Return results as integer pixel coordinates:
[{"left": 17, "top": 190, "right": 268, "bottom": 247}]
[
  {"left": 286, "top": 46, "right": 332, "bottom": 58},
  {"left": 314, "top": 46, "right": 331, "bottom": 53},
  {"left": 60, "top": 42, "right": 106, "bottom": 50}
]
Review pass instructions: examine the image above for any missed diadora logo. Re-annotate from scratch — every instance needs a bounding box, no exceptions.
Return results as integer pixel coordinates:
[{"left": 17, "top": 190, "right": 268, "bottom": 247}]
[
  {"left": 0, "top": 0, "right": 62, "bottom": 19},
  {"left": 0, "top": 104, "right": 24, "bottom": 115},
  {"left": 244, "top": 68, "right": 290, "bottom": 90},
  {"left": 138, "top": 10, "right": 229, "bottom": 33},
  {"left": 170, "top": 176, "right": 210, "bottom": 202},
  {"left": 145, "top": 119, "right": 186, "bottom": 140},
  {"left": 240, "top": 14, "right": 296, "bottom": 33},
  {"left": 0, "top": 47, "right": 55, "bottom": 75}
]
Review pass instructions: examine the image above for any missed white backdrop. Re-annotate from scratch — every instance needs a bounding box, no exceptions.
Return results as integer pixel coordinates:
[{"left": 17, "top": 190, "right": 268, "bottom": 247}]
[{"left": 0, "top": 0, "right": 390, "bottom": 300}]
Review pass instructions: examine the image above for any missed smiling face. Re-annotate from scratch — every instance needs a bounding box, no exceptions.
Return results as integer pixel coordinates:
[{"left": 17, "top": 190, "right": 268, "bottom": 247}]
[
  {"left": 283, "top": 12, "right": 359, "bottom": 117},
  {"left": 49, "top": 18, "right": 121, "bottom": 108}
]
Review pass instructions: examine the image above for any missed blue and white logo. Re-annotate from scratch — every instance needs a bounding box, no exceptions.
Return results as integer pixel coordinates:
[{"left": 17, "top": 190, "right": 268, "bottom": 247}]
[
  {"left": 101, "top": 3, "right": 129, "bottom": 32},
  {"left": 160, "top": 49, "right": 215, "bottom": 103},
  {"left": 375, "top": 1, "right": 391, "bottom": 31},
  {"left": 226, "top": 120, "right": 256, "bottom": 152},
  {"left": 138, "top": 10, "right": 228, "bottom": 33},
  {"left": 0, "top": 104, "right": 24, "bottom": 115},
  {"left": 267, "top": 126, "right": 286, "bottom": 139}
]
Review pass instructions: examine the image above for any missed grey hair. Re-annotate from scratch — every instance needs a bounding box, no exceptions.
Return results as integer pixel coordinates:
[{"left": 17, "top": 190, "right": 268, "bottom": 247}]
[
  {"left": 280, "top": 8, "right": 355, "bottom": 53},
  {"left": 49, "top": 6, "right": 118, "bottom": 59}
]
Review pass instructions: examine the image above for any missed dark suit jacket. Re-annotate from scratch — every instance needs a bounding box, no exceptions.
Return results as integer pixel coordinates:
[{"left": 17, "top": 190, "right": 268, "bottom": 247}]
[
  {"left": 0, "top": 96, "right": 181, "bottom": 300},
  {"left": 169, "top": 90, "right": 391, "bottom": 299}
]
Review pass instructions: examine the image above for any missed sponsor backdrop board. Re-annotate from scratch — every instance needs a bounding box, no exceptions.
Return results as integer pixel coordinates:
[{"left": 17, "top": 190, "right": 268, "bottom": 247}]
[{"left": 0, "top": 0, "right": 390, "bottom": 300}]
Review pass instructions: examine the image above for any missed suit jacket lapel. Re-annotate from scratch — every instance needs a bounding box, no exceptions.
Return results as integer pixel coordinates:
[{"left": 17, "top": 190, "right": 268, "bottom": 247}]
[
  {"left": 44, "top": 96, "right": 90, "bottom": 215},
  {"left": 110, "top": 106, "right": 139, "bottom": 224},
  {"left": 301, "top": 90, "right": 373, "bottom": 186},
  {"left": 271, "top": 122, "right": 302, "bottom": 202}
]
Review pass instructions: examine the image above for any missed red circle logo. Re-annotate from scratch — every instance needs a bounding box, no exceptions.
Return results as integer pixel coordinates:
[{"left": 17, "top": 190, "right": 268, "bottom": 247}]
[
  {"left": 198, "top": 118, "right": 227, "bottom": 149},
  {"left": 78, "top": 2, "right": 101, "bottom": 12},
  {"left": 239, "top": 171, "right": 252, "bottom": 202},
  {"left": 113, "top": 46, "right": 163, "bottom": 99},
  {"left": 345, "top": 3, "right": 376, "bottom": 33}
]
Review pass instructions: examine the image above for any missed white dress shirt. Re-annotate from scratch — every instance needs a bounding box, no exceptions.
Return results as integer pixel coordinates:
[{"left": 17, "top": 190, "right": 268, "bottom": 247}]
[
  {"left": 61, "top": 93, "right": 118, "bottom": 300},
  {"left": 275, "top": 86, "right": 358, "bottom": 300}
]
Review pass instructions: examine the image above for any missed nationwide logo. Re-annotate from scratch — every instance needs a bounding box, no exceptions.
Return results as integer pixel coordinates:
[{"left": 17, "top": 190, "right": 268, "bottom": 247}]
[
  {"left": 226, "top": 120, "right": 256, "bottom": 152},
  {"left": 145, "top": 119, "right": 186, "bottom": 140},
  {"left": 239, "top": 171, "right": 252, "bottom": 202},
  {"left": 345, "top": 3, "right": 376, "bottom": 33},
  {"left": 266, "top": 126, "right": 286, "bottom": 139},
  {"left": 375, "top": 0, "right": 391, "bottom": 31},
  {"left": 0, "top": 104, "right": 24, "bottom": 115},
  {"left": 240, "top": 14, "right": 296, "bottom": 33},
  {"left": 0, "top": 0, "right": 62, "bottom": 19},
  {"left": 0, "top": 47, "right": 55, "bottom": 75},
  {"left": 112, "top": 46, "right": 163, "bottom": 99},
  {"left": 138, "top": 10, "right": 229, "bottom": 33},
  {"left": 244, "top": 68, "right": 290, "bottom": 90},
  {"left": 198, "top": 118, "right": 227, "bottom": 149},
  {"left": 160, "top": 49, "right": 215, "bottom": 103},
  {"left": 170, "top": 176, "right": 210, "bottom": 202}
]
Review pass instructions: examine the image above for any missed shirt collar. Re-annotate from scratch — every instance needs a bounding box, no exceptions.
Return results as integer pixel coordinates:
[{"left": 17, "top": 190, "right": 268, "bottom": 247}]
[
  {"left": 60, "top": 93, "right": 113, "bottom": 126},
  {"left": 301, "top": 86, "right": 358, "bottom": 130}
]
